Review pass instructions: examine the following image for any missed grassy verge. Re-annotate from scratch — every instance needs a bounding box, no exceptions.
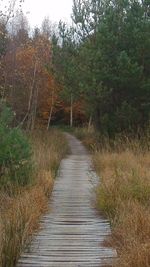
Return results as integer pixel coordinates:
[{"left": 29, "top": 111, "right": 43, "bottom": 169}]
[
  {"left": 74, "top": 127, "right": 150, "bottom": 267},
  {"left": 93, "top": 139, "right": 150, "bottom": 267},
  {"left": 73, "top": 126, "right": 99, "bottom": 150},
  {"left": 0, "top": 129, "right": 68, "bottom": 267}
]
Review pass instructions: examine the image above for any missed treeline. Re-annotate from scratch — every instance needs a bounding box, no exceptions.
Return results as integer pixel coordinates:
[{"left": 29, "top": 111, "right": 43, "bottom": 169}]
[
  {"left": 0, "top": 12, "right": 52, "bottom": 129},
  {"left": 0, "top": 5, "right": 70, "bottom": 265},
  {"left": 53, "top": 0, "right": 150, "bottom": 136},
  {"left": 0, "top": 0, "right": 149, "bottom": 135},
  {"left": 0, "top": 10, "right": 85, "bottom": 130}
]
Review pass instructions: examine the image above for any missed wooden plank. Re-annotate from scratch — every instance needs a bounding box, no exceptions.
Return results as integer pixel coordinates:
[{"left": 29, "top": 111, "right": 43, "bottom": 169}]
[{"left": 17, "top": 134, "right": 116, "bottom": 267}]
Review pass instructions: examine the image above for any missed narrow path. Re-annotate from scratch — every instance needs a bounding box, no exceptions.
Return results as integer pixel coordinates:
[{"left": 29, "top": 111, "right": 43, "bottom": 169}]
[{"left": 17, "top": 134, "right": 116, "bottom": 267}]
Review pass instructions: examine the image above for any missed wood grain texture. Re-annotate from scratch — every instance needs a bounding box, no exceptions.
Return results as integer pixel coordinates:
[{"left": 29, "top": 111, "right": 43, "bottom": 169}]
[{"left": 17, "top": 134, "right": 116, "bottom": 267}]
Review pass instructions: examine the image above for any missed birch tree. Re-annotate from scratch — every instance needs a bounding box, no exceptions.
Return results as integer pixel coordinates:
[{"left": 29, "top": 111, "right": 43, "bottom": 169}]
[{"left": 52, "top": 22, "right": 80, "bottom": 127}]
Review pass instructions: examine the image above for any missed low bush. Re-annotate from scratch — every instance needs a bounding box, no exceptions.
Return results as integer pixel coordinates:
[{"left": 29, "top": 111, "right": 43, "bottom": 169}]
[
  {"left": 0, "top": 103, "right": 32, "bottom": 188},
  {"left": 0, "top": 128, "right": 68, "bottom": 267}
]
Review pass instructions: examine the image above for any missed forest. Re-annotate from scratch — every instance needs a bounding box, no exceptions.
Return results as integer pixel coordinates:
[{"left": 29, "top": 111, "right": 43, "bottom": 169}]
[
  {"left": 0, "top": 0, "right": 150, "bottom": 267},
  {"left": 0, "top": 0, "right": 149, "bottom": 135}
]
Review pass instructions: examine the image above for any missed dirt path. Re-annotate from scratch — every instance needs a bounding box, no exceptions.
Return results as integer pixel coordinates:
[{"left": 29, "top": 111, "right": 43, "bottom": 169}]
[{"left": 17, "top": 134, "right": 116, "bottom": 267}]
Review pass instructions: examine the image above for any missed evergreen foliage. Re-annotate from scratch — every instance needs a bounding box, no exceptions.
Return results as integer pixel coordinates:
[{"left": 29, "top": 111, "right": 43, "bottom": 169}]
[
  {"left": 53, "top": 0, "right": 150, "bottom": 135},
  {"left": 0, "top": 102, "right": 32, "bottom": 187}
]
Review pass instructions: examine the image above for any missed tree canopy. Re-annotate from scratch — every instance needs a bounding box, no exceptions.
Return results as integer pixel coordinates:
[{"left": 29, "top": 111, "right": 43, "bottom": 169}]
[
  {"left": 0, "top": 0, "right": 149, "bottom": 135},
  {"left": 53, "top": 0, "right": 150, "bottom": 135}
]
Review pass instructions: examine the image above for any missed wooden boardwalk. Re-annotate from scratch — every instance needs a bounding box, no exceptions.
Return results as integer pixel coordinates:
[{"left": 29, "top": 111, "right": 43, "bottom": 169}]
[{"left": 17, "top": 134, "right": 116, "bottom": 267}]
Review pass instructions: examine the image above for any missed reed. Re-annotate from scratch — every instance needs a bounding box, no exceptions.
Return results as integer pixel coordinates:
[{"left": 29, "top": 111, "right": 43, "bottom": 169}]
[
  {"left": 0, "top": 129, "right": 68, "bottom": 267},
  {"left": 93, "top": 138, "right": 150, "bottom": 267}
]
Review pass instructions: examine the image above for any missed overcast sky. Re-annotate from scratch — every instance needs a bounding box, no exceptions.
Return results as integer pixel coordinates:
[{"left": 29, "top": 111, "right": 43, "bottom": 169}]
[{"left": 22, "top": 0, "right": 73, "bottom": 27}]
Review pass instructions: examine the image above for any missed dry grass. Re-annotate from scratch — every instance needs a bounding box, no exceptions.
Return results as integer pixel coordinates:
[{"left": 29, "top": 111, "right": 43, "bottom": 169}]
[
  {"left": 31, "top": 130, "right": 68, "bottom": 175},
  {"left": 73, "top": 127, "right": 150, "bottom": 266},
  {"left": 0, "top": 129, "right": 68, "bottom": 267},
  {"left": 74, "top": 127, "right": 99, "bottom": 150},
  {"left": 93, "top": 140, "right": 150, "bottom": 267}
]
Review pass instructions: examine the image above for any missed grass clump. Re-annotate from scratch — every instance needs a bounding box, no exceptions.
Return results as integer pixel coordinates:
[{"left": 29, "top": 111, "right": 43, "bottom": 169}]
[
  {"left": 31, "top": 129, "right": 68, "bottom": 176},
  {"left": 74, "top": 127, "right": 99, "bottom": 150},
  {"left": 93, "top": 138, "right": 150, "bottom": 267},
  {"left": 0, "top": 127, "right": 68, "bottom": 267}
]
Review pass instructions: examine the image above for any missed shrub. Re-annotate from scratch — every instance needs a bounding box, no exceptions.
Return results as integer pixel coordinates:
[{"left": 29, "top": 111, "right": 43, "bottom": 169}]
[
  {"left": 0, "top": 102, "right": 32, "bottom": 187},
  {"left": 0, "top": 129, "right": 68, "bottom": 267}
]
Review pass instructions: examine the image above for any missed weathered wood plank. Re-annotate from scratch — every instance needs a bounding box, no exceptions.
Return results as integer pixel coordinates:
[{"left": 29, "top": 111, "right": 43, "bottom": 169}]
[{"left": 17, "top": 134, "right": 116, "bottom": 267}]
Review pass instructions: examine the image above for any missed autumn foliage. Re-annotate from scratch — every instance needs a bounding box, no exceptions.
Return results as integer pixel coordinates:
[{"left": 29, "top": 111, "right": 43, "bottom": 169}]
[{"left": 0, "top": 14, "right": 86, "bottom": 129}]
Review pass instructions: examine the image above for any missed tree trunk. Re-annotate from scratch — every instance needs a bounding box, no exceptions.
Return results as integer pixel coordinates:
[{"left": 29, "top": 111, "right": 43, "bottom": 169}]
[
  {"left": 70, "top": 94, "right": 73, "bottom": 127},
  {"left": 47, "top": 89, "right": 54, "bottom": 130},
  {"left": 30, "top": 86, "right": 39, "bottom": 131},
  {"left": 94, "top": 106, "right": 101, "bottom": 130},
  {"left": 88, "top": 114, "right": 92, "bottom": 132},
  {"left": 26, "top": 61, "right": 37, "bottom": 130},
  {"left": 47, "top": 105, "right": 54, "bottom": 130}
]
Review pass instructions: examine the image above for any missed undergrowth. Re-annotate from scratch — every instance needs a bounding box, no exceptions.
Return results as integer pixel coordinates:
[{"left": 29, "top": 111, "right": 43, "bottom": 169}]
[
  {"left": 75, "top": 126, "right": 150, "bottom": 267},
  {"left": 93, "top": 134, "right": 150, "bottom": 267},
  {"left": 0, "top": 129, "right": 68, "bottom": 267}
]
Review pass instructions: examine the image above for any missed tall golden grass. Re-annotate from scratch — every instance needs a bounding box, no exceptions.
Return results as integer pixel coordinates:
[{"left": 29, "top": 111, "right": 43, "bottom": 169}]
[
  {"left": 0, "top": 129, "right": 68, "bottom": 267},
  {"left": 93, "top": 139, "right": 150, "bottom": 267},
  {"left": 74, "top": 126, "right": 99, "bottom": 150}
]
